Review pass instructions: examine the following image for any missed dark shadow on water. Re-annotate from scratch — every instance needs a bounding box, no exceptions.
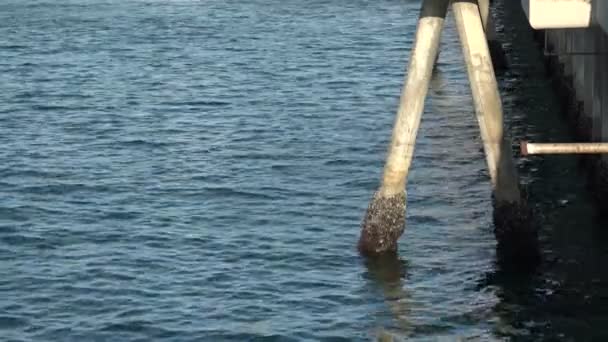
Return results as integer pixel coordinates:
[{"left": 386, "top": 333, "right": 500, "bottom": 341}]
[
  {"left": 491, "top": 186, "right": 541, "bottom": 273},
  {"left": 477, "top": 1, "right": 608, "bottom": 339},
  {"left": 363, "top": 252, "right": 408, "bottom": 288},
  {"left": 480, "top": 235, "right": 608, "bottom": 339},
  {"left": 477, "top": 262, "right": 543, "bottom": 339}
]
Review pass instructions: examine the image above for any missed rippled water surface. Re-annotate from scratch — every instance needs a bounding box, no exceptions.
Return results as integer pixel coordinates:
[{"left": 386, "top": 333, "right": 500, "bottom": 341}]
[{"left": 2, "top": 0, "right": 608, "bottom": 340}]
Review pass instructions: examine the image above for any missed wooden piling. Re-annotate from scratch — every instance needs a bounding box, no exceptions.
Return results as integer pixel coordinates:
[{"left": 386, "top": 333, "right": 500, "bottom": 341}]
[
  {"left": 359, "top": 0, "right": 450, "bottom": 255},
  {"left": 452, "top": 0, "right": 538, "bottom": 262},
  {"left": 452, "top": 0, "right": 520, "bottom": 204}
]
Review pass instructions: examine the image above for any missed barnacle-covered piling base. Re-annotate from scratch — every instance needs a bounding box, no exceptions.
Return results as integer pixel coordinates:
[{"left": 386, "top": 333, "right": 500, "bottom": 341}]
[{"left": 358, "top": 192, "right": 406, "bottom": 255}]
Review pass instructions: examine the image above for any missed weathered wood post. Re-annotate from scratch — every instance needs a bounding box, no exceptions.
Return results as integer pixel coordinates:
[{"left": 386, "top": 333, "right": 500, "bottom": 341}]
[
  {"left": 478, "top": 0, "right": 507, "bottom": 69},
  {"left": 358, "top": 0, "right": 450, "bottom": 255},
  {"left": 452, "top": 0, "right": 538, "bottom": 262}
]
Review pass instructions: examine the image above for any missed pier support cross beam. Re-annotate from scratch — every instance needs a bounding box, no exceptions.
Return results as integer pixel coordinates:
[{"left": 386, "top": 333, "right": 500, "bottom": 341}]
[
  {"left": 452, "top": 0, "right": 538, "bottom": 262},
  {"left": 358, "top": 0, "right": 450, "bottom": 255}
]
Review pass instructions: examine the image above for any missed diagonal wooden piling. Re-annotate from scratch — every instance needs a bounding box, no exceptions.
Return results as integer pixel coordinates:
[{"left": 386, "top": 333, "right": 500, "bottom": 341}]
[
  {"left": 358, "top": 0, "right": 450, "bottom": 255},
  {"left": 452, "top": 0, "right": 520, "bottom": 203},
  {"left": 452, "top": 0, "right": 538, "bottom": 262}
]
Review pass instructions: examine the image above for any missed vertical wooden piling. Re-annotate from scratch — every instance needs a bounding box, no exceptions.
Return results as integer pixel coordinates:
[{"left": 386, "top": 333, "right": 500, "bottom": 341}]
[
  {"left": 452, "top": 0, "right": 538, "bottom": 262},
  {"left": 359, "top": 0, "right": 450, "bottom": 255}
]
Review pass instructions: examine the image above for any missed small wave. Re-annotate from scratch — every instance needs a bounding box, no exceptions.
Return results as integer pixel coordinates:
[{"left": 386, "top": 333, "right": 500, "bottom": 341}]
[
  {"left": 101, "top": 320, "right": 179, "bottom": 339},
  {"left": 205, "top": 186, "right": 278, "bottom": 201},
  {"left": 0, "top": 315, "right": 29, "bottom": 329},
  {"left": 118, "top": 139, "right": 172, "bottom": 148},
  {"left": 101, "top": 321, "right": 173, "bottom": 336},
  {"left": 99, "top": 210, "right": 141, "bottom": 221},
  {"left": 0, "top": 168, "right": 66, "bottom": 179},
  {"left": 31, "top": 104, "right": 92, "bottom": 112},
  {"left": 14, "top": 91, "right": 42, "bottom": 99},
  {"left": 324, "top": 158, "right": 354, "bottom": 166},
  {"left": 408, "top": 215, "right": 444, "bottom": 226},
  {"left": 0, "top": 225, "right": 18, "bottom": 234},
  {"left": 0, "top": 45, "right": 28, "bottom": 50},
  {"left": 158, "top": 100, "right": 231, "bottom": 107},
  {"left": 19, "top": 183, "right": 112, "bottom": 196},
  {"left": 0, "top": 207, "right": 29, "bottom": 223},
  {"left": 0, "top": 234, "right": 55, "bottom": 250}
]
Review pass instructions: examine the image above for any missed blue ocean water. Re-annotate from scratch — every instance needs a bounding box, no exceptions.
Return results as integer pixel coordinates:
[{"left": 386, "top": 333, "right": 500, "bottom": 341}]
[{"left": 2, "top": 0, "right": 608, "bottom": 340}]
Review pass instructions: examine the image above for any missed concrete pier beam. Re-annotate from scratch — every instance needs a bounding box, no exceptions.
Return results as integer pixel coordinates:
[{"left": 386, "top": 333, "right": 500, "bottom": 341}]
[
  {"left": 358, "top": 0, "right": 449, "bottom": 255},
  {"left": 452, "top": 0, "right": 538, "bottom": 262}
]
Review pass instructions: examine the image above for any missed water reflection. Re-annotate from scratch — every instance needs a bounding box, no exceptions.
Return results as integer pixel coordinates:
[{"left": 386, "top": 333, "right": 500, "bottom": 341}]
[
  {"left": 362, "top": 253, "right": 411, "bottom": 340},
  {"left": 478, "top": 263, "right": 541, "bottom": 338}
]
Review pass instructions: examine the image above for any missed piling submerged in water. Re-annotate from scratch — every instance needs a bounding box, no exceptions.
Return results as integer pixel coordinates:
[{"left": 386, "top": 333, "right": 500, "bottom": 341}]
[
  {"left": 359, "top": 0, "right": 450, "bottom": 254},
  {"left": 358, "top": 192, "right": 405, "bottom": 255},
  {"left": 451, "top": 0, "right": 538, "bottom": 257},
  {"left": 359, "top": 0, "right": 538, "bottom": 259}
]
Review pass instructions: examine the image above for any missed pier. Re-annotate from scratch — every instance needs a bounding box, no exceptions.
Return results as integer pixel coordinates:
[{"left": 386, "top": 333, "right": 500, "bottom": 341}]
[{"left": 359, "top": 0, "right": 608, "bottom": 261}]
